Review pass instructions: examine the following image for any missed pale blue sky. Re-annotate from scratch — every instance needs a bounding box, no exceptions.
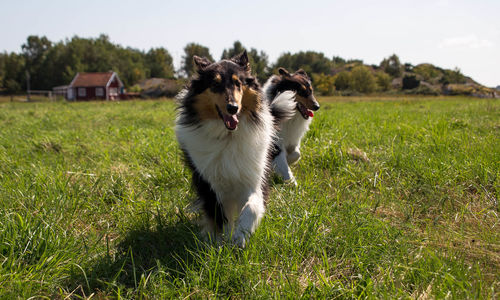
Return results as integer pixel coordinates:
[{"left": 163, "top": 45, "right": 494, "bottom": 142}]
[{"left": 1, "top": 0, "right": 499, "bottom": 86}]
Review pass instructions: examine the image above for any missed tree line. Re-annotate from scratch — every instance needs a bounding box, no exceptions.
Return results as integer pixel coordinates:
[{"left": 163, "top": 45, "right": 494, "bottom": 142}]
[
  {"left": 0, "top": 35, "right": 175, "bottom": 93},
  {"left": 0, "top": 35, "right": 471, "bottom": 95}
]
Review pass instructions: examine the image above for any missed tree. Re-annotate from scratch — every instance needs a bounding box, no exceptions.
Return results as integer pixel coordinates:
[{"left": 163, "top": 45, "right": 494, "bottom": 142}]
[
  {"left": 273, "top": 51, "right": 332, "bottom": 76},
  {"left": 146, "top": 48, "right": 175, "bottom": 78},
  {"left": 4, "top": 79, "right": 21, "bottom": 93},
  {"left": 247, "top": 48, "right": 269, "bottom": 83},
  {"left": 380, "top": 54, "right": 403, "bottom": 78},
  {"left": 1, "top": 52, "right": 25, "bottom": 92},
  {"left": 22, "top": 35, "right": 52, "bottom": 90},
  {"left": 332, "top": 56, "right": 346, "bottom": 67},
  {"left": 350, "top": 65, "right": 377, "bottom": 93},
  {"left": 22, "top": 35, "right": 52, "bottom": 66},
  {"left": 0, "top": 54, "right": 4, "bottom": 90},
  {"left": 221, "top": 41, "right": 246, "bottom": 59},
  {"left": 181, "top": 43, "right": 213, "bottom": 78}
]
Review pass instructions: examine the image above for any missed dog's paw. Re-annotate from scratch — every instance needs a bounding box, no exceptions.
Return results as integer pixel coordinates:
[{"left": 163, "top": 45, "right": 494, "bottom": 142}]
[
  {"left": 231, "top": 231, "right": 247, "bottom": 248},
  {"left": 287, "top": 150, "right": 301, "bottom": 165},
  {"left": 282, "top": 174, "right": 297, "bottom": 186},
  {"left": 284, "top": 176, "right": 298, "bottom": 187}
]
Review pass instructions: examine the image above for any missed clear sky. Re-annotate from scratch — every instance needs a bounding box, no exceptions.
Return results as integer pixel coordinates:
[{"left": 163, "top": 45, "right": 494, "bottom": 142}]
[{"left": 1, "top": 0, "right": 499, "bottom": 86}]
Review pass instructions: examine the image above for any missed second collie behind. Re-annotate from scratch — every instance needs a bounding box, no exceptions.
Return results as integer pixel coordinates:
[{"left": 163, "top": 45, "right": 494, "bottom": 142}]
[{"left": 264, "top": 67, "right": 320, "bottom": 185}]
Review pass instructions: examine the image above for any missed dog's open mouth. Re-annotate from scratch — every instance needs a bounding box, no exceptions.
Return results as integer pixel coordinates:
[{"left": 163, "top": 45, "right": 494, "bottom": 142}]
[
  {"left": 297, "top": 102, "right": 314, "bottom": 120},
  {"left": 216, "top": 105, "right": 239, "bottom": 130}
]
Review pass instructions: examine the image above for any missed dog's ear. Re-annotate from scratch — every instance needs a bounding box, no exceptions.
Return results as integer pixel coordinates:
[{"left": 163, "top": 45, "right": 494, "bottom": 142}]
[
  {"left": 193, "top": 55, "right": 212, "bottom": 70},
  {"left": 244, "top": 76, "right": 259, "bottom": 89},
  {"left": 231, "top": 51, "right": 250, "bottom": 71},
  {"left": 278, "top": 67, "right": 291, "bottom": 77},
  {"left": 295, "top": 69, "right": 310, "bottom": 80},
  {"left": 295, "top": 69, "right": 307, "bottom": 76}
]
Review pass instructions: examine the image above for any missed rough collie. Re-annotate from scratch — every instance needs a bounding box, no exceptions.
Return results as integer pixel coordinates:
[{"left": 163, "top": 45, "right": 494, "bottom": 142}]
[
  {"left": 175, "top": 52, "right": 294, "bottom": 247},
  {"left": 263, "top": 68, "right": 320, "bottom": 185}
]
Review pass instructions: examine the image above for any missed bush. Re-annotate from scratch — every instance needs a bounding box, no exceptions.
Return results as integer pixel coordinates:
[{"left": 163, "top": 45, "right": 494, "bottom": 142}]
[
  {"left": 440, "top": 68, "right": 466, "bottom": 85},
  {"left": 312, "top": 73, "right": 335, "bottom": 96},
  {"left": 402, "top": 75, "right": 420, "bottom": 90},
  {"left": 334, "top": 71, "right": 351, "bottom": 91},
  {"left": 375, "top": 72, "right": 391, "bottom": 92},
  {"left": 413, "top": 64, "right": 441, "bottom": 81},
  {"left": 128, "top": 85, "right": 142, "bottom": 93},
  {"left": 350, "top": 65, "right": 377, "bottom": 93}
]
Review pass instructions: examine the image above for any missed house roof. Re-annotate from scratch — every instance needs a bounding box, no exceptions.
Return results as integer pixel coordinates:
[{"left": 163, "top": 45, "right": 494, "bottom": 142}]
[{"left": 70, "top": 72, "right": 121, "bottom": 87}]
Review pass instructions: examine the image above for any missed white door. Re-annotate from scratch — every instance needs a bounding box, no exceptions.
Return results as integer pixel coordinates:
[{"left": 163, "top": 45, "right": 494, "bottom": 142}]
[{"left": 67, "top": 88, "right": 74, "bottom": 100}]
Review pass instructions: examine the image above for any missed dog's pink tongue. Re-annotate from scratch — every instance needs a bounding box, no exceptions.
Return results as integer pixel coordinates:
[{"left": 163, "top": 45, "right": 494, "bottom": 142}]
[
  {"left": 307, "top": 110, "right": 314, "bottom": 118},
  {"left": 223, "top": 114, "right": 239, "bottom": 130}
]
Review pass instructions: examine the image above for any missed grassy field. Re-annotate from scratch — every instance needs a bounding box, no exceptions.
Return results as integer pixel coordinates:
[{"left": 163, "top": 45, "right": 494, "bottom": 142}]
[{"left": 0, "top": 96, "right": 498, "bottom": 298}]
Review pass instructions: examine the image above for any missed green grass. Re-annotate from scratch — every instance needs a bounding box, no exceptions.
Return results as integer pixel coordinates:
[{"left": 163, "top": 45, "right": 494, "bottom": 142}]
[{"left": 0, "top": 96, "right": 498, "bottom": 298}]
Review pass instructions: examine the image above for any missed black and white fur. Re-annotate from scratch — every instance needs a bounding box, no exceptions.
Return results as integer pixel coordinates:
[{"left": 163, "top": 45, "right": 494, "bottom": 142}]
[
  {"left": 175, "top": 52, "right": 294, "bottom": 247},
  {"left": 264, "top": 68, "right": 320, "bottom": 185}
]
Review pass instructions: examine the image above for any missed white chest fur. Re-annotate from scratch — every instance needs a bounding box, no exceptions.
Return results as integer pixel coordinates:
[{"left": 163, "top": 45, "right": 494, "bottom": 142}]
[
  {"left": 175, "top": 113, "right": 274, "bottom": 199},
  {"left": 279, "top": 112, "right": 312, "bottom": 150}
]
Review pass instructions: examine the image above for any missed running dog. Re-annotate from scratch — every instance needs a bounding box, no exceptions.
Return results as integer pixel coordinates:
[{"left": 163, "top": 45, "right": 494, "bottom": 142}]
[
  {"left": 263, "top": 68, "right": 320, "bottom": 185},
  {"left": 175, "top": 52, "right": 294, "bottom": 247}
]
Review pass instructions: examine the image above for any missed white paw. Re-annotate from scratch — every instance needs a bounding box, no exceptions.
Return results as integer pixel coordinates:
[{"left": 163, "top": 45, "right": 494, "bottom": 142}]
[
  {"left": 283, "top": 174, "right": 297, "bottom": 186},
  {"left": 231, "top": 230, "right": 247, "bottom": 248},
  {"left": 287, "top": 150, "right": 301, "bottom": 165}
]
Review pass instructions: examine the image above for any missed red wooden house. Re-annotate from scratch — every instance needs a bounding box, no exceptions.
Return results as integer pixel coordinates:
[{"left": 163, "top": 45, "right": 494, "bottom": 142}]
[{"left": 67, "top": 72, "right": 124, "bottom": 100}]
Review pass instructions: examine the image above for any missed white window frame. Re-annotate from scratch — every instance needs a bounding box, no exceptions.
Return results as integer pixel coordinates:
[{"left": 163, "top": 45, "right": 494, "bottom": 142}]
[
  {"left": 109, "top": 87, "right": 118, "bottom": 96},
  {"left": 95, "top": 87, "right": 104, "bottom": 97},
  {"left": 78, "top": 88, "right": 86, "bottom": 97}
]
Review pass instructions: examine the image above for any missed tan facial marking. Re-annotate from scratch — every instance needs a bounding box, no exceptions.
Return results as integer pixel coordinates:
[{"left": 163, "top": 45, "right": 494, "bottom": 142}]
[
  {"left": 232, "top": 74, "right": 240, "bottom": 83},
  {"left": 214, "top": 73, "right": 222, "bottom": 83},
  {"left": 231, "top": 87, "right": 243, "bottom": 114},
  {"left": 194, "top": 89, "right": 225, "bottom": 120},
  {"left": 301, "top": 84, "right": 307, "bottom": 91},
  {"left": 241, "top": 86, "right": 261, "bottom": 113}
]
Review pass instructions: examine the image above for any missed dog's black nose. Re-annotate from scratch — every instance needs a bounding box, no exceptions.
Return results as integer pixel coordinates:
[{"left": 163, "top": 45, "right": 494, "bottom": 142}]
[
  {"left": 226, "top": 103, "right": 238, "bottom": 115},
  {"left": 312, "top": 103, "right": 320, "bottom": 111}
]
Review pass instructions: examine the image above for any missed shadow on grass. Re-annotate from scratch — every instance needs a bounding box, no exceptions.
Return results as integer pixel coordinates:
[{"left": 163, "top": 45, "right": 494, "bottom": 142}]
[{"left": 69, "top": 218, "right": 201, "bottom": 295}]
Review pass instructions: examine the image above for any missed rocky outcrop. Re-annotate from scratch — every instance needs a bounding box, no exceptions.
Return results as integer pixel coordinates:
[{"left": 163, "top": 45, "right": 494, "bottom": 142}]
[{"left": 136, "top": 78, "right": 183, "bottom": 98}]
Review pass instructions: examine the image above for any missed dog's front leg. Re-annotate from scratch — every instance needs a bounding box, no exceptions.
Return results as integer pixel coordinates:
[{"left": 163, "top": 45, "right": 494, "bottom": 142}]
[
  {"left": 273, "top": 147, "right": 297, "bottom": 185},
  {"left": 232, "top": 192, "right": 265, "bottom": 248},
  {"left": 286, "top": 145, "right": 301, "bottom": 165}
]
